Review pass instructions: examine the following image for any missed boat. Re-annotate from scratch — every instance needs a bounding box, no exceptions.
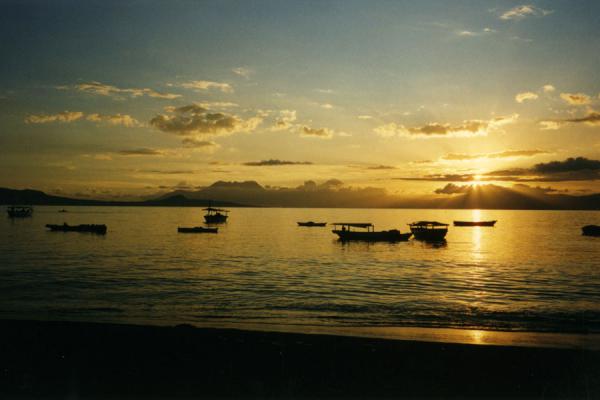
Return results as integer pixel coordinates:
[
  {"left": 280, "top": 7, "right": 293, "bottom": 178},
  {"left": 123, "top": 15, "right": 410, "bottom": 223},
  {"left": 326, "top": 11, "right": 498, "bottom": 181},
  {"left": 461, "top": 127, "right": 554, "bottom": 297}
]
[
  {"left": 409, "top": 221, "right": 449, "bottom": 241},
  {"left": 7, "top": 206, "right": 33, "bottom": 218},
  {"left": 332, "top": 223, "right": 412, "bottom": 242},
  {"left": 58, "top": 209, "right": 68, "bottom": 213},
  {"left": 453, "top": 220, "right": 496, "bottom": 227},
  {"left": 178, "top": 226, "right": 218, "bottom": 233},
  {"left": 297, "top": 221, "right": 327, "bottom": 227},
  {"left": 203, "top": 206, "right": 229, "bottom": 223},
  {"left": 582, "top": 225, "right": 600, "bottom": 237},
  {"left": 46, "top": 223, "right": 107, "bottom": 234}
]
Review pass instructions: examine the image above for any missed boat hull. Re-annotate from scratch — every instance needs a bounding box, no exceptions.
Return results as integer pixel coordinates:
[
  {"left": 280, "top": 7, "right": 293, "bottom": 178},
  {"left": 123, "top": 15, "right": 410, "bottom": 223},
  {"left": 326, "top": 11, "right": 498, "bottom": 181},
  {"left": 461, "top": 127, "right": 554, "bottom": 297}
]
[
  {"left": 204, "top": 215, "right": 228, "bottom": 223},
  {"left": 410, "top": 228, "right": 448, "bottom": 241},
  {"left": 333, "top": 229, "right": 412, "bottom": 242},
  {"left": 46, "top": 224, "right": 107, "bottom": 234},
  {"left": 298, "top": 222, "right": 327, "bottom": 227},
  {"left": 582, "top": 225, "right": 600, "bottom": 237},
  {"left": 454, "top": 221, "right": 496, "bottom": 227},
  {"left": 178, "top": 227, "right": 218, "bottom": 233}
]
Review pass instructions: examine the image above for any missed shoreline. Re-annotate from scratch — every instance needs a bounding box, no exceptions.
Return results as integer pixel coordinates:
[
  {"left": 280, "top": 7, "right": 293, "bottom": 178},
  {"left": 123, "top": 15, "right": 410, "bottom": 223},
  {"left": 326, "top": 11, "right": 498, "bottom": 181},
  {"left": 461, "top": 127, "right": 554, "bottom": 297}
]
[{"left": 1, "top": 319, "right": 599, "bottom": 398}]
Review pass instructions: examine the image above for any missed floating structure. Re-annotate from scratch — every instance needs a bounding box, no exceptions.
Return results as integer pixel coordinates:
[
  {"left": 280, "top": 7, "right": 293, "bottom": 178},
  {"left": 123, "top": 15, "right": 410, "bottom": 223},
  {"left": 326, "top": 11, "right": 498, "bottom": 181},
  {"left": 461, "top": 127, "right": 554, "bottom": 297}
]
[
  {"left": 582, "top": 225, "right": 600, "bottom": 237},
  {"left": 7, "top": 206, "right": 33, "bottom": 218},
  {"left": 46, "top": 223, "right": 107, "bottom": 235},
  {"left": 409, "top": 221, "right": 449, "bottom": 241},
  {"left": 454, "top": 220, "right": 496, "bottom": 227},
  {"left": 178, "top": 226, "right": 218, "bottom": 234},
  {"left": 297, "top": 221, "right": 327, "bottom": 227},
  {"left": 331, "top": 223, "right": 412, "bottom": 242},
  {"left": 203, "top": 207, "right": 229, "bottom": 224}
]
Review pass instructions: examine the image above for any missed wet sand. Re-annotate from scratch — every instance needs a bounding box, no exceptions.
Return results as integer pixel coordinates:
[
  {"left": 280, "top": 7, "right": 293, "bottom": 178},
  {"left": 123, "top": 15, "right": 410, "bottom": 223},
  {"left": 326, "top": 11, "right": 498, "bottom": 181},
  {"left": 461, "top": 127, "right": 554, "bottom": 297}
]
[{"left": 1, "top": 319, "right": 599, "bottom": 398}]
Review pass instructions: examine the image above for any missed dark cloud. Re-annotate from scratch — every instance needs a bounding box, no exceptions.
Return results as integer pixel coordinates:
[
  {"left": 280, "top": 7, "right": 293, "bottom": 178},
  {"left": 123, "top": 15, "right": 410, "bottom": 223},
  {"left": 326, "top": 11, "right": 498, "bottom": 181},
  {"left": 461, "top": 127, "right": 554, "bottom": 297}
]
[
  {"left": 533, "top": 157, "right": 600, "bottom": 174},
  {"left": 434, "top": 183, "right": 471, "bottom": 194},
  {"left": 366, "top": 165, "right": 396, "bottom": 170},
  {"left": 443, "top": 149, "right": 549, "bottom": 161},
  {"left": 181, "top": 138, "right": 219, "bottom": 149},
  {"left": 374, "top": 115, "right": 518, "bottom": 138},
  {"left": 140, "top": 170, "right": 195, "bottom": 174},
  {"left": 541, "top": 111, "right": 600, "bottom": 129},
  {"left": 301, "top": 126, "right": 333, "bottom": 138},
  {"left": 118, "top": 148, "right": 164, "bottom": 156},
  {"left": 243, "top": 159, "right": 313, "bottom": 166}
]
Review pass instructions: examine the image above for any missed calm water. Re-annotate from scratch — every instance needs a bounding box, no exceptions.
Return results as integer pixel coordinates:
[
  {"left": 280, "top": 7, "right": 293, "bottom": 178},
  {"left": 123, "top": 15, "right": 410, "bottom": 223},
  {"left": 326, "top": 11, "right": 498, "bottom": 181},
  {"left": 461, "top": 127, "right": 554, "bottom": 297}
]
[{"left": 1, "top": 206, "right": 600, "bottom": 334}]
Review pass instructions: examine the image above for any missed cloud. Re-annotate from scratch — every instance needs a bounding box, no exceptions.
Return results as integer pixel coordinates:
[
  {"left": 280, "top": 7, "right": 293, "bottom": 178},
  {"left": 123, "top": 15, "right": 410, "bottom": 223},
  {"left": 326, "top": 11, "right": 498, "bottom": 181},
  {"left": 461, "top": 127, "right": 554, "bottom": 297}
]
[
  {"left": 320, "top": 103, "right": 334, "bottom": 109},
  {"left": 456, "top": 28, "right": 496, "bottom": 37},
  {"left": 366, "top": 165, "right": 396, "bottom": 170},
  {"left": 533, "top": 157, "right": 600, "bottom": 174},
  {"left": 560, "top": 92, "right": 592, "bottom": 105},
  {"left": 316, "top": 88, "right": 334, "bottom": 94},
  {"left": 181, "top": 138, "right": 220, "bottom": 152},
  {"left": 434, "top": 183, "right": 471, "bottom": 194},
  {"left": 117, "top": 148, "right": 165, "bottom": 156},
  {"left": 180, "top": 80, "right": 233, "bottom": 93},
  {"left": 357, "top": 115, "right": 373, "bottom": 120},
  {"left": 540, "top": 110, "right": 600, "bottom": 129},
  {"left": 25, "top": 111, "right": 84, "bottom": 124},
  {"left": 442, "top": 149, "right": 549, "bottom": 161},
  {"left": 500, "top": 5, "right": 553, "bottom": 20},
  {"left": 543, "top": 84, "right": 555, "bottom": 93},
  {"left": 73, "top": 81, "right": 180, "bottom": 99},
  {"left": 197, "top": 101, "right": 238, "bottom": 109},
  {"left": 86, "top": 113, "right": 141, "bottom": 127},
  {"left": 300, "top": 126, "right": 334, "bottom": 139},
  {"left": 243, "top": 159, "right": 313, "bottom": 166},
  {"left": 271, "top": 110, "right": 297, "bottom": 131},
  {"left": 150, "top": 104, "right": 263, "bottom": 141},
  {"left": 515, "top": 91, "right": 538, "bottom": 103},
  {"left": 374, "top": 114, "right": 518, "bottom": 138},
  {"left": 232, "top": 67, "right": 252, "bottom": 78}
]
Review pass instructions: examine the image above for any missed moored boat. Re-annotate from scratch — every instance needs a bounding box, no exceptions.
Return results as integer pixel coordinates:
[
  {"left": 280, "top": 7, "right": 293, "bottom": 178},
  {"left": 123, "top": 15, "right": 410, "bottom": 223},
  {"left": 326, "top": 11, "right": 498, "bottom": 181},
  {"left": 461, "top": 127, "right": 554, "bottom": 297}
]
[
  {"left": 7, "top": 206, "right": 33, "bottom": 218},
  {"left": 178, "top": 226, "right": 218, "bottom": 233},
  {"left": 454, "top": 220, "right": 496, "bottom": 227},
  {"left": 46, "top": 223, "right": 107, "bottom": 234},
  {"left": 203, "top": 206, "right": 229, "bottom": 223},
  {"left": 332, "top": 223, "right": 412, "bottom": 242},
  {"left": 297, "top": 221, "right": 327, "bottom": 227},
  {"left": 582, "top": 225, "right": 600, "bottom": 237},
  {"left": 409, "top": 221, "right": 449, "bottom": 241}
]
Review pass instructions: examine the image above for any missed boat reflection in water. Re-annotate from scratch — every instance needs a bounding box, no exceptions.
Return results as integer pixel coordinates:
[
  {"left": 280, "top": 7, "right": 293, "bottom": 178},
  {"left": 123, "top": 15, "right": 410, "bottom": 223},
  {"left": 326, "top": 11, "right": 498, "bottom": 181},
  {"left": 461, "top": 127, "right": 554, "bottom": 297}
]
[
  {"left": 7, "top": 206, "right": 33, "bottom": 218},
  {"left": 46, "top": 223, "right": 107, "bottom": 235},
  {"left": 582, "top": 225, "right": 600, "bottom": 237},
  {"left": 332, "top": 222, "right": 412, "bottom": 242},
  {"left": 409, "top": 221, "right": 449, "bottom": 241},
  {"left": 178, "top": 226, "right": 218, "bottom": 234},
  {"left": 297, "top": 221, "right": 327, "bottom": 227}
]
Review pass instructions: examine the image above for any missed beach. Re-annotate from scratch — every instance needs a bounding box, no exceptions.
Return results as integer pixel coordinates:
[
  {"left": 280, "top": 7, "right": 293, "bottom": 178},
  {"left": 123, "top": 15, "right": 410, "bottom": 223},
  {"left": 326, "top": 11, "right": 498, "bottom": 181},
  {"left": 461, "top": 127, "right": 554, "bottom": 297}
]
[{"left": 1, "top": 319, "right": 599, "bottom": 399}]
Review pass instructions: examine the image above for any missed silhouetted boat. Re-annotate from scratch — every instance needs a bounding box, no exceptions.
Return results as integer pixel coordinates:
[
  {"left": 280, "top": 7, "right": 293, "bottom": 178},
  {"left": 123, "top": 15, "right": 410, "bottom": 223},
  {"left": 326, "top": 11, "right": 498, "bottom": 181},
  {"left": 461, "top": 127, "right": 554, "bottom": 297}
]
[
  {"left": 203, "top": 206, "right": 229, "bottom": 223},
  {"left": 332, "top": 223, "right": 412, "bottom": 242},
  {"left": 297, "top": 221, "right": 327, "bottom": 227},
  {"left": 7, "top": 206, "right": 33, "bottom": 218},
  {"left": 409, "top": 221, "right": 449, "bottom": 241},
  {"left": 582, "top": 225, "right": 600, "bottom": 237},
  {"left": 58, "top": 209, "right": 68, "bottom": 213},
  {"left": 46, "top": 223, "right": 107, "bottom": 234},
  {"left": 178, "top": 226, "right": 218, "bottom": 233},
  {"left": 454, "top": 220, "right": 496, "bottom": 227}
]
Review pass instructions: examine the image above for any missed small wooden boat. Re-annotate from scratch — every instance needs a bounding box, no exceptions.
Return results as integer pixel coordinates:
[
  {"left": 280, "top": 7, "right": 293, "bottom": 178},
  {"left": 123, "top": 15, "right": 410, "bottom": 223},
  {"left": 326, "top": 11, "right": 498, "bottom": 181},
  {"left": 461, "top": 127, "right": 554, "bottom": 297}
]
[
  {"left": 409, "top": 221, "right": 449, "bottom": 241},
  {"left": 178, "top": 226, "right": 218, "bottom": 233},
  {"left": 46, "top": 223, "right": 107, "bottom": 234},
  {"left": 203, "top": 206, "right": 229, "bottom": 223},
  {"left": 454, "top": 220, "right": 496, "bottom": 227},
  {"left": 332, "top": 223, "right": 412, "bottom": 242},
  {"left": 7, "top": 206, "right": 33, "bottom": 218},
  {"left": 297, "top": 221, "right": 327, "bottom": 227},
  {"left": 582, "top": 225, "right": 600, "bottom": 237}
]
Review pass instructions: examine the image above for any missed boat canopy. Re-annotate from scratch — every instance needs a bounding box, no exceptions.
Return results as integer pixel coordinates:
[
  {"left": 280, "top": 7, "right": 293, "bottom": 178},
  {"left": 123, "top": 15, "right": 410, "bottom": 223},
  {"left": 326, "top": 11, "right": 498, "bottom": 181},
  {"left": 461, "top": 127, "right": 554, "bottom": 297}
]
[
  {"left": 409, "top": 221, "right": 449, "bottom": 227},
  {"left": 331, "top": 223, "right": 373, "bottom": 228},
  {"left": 203, "top": 207, "right": 229, "bottom": 212}
]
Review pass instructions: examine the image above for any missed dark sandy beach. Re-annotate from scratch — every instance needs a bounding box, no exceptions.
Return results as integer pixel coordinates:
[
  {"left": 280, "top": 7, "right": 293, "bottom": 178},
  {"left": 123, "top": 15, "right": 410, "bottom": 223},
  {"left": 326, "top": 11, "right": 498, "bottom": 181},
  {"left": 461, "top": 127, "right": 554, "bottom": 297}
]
[{"left": 1, "top": 319, "right": 599, "bottom": 399}]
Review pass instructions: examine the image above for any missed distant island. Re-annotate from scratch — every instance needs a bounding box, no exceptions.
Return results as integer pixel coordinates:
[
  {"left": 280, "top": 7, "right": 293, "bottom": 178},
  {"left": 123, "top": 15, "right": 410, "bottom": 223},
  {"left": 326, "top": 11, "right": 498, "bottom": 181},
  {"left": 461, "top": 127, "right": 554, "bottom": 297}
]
[{"left": 1, "top": 180, "right": 599, "bottom": 210}]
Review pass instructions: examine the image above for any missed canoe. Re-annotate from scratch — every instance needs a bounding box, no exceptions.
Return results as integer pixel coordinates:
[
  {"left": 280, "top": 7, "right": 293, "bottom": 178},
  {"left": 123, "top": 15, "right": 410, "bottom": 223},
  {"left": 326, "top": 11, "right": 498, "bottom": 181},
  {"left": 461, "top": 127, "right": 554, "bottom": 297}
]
[
  {"left": 332, "top": 229, "right": 412, "bottom": 242},
  {"left": 409, "top": 221, "right": 449, "bottom": 241},
  {"left": 297, "top": 221, "right": 327, "bottom": 227},
  {"left": 46, "top": 223, "right": 107, "bottom": 234},
  {"left": 582, "top": 225, "right": 600, "bottom": 237},
  {"left": 454, "top": 220, "right": 496, "bottom": 227},
  {"left": 178, "top": 226, "right": 218, "bottom": 233}
]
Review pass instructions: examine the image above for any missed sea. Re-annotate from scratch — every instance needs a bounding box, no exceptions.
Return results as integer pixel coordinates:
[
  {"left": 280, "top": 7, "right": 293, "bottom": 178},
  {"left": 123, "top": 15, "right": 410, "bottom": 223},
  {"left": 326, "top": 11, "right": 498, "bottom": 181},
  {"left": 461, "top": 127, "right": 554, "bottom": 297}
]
[{"left": 2, "top": 206, "right": 600, "bottom": 347}]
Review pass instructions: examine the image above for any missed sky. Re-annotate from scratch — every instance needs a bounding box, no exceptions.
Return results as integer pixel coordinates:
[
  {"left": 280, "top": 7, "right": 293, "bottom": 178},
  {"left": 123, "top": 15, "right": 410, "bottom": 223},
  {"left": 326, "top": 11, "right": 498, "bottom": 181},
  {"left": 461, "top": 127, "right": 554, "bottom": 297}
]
[{"left": 1, "top": 0, "right": 599, "bottom": 200}]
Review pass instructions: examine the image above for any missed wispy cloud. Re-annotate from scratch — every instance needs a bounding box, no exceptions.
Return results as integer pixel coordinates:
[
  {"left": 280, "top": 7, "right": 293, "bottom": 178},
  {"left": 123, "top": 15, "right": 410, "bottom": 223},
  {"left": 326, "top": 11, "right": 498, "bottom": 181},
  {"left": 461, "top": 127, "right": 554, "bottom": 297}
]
[
  {"left": 374, "top": 114, "right": 518, "bottom": 139},
  {"left": 69, "top": 81, "right": 180, "bottom": 99},
  {"left": 442, "top": 149, "right": 549, "bottom": 161},
  {"left": 357, "top": 115, "right": 373, "bottom": 120},
  {"left": 300, "top": 126, "right": 334, "bottom": 139},
  {"left": 86, "top": 113, "right": 141, "bottom": 127},
  {"left": 560, "top": 92, "right": 592, "bottom": 105},
  {"left": 456, "top": 28, "right": 496, "bottom": 37},
  {"left": 500, "top": 4, "right": 553, "bottom": 20},
  {"left": 117, "top": 148, "right": 165, "bottom": 156},
  {"left": 515, "top": 91, "right": 538, "bottom": 103},
  {"left": 541, "top": 111, "right": 600, "bottom": 129},
  {"left": 243, "top": 159, "right": 313, "bottom": 166},
  {"left": 25, "top": 111, "right": 84, "bottom": 124},
  {"left": 543, "top": 84, "right": 555, "bottom": 93},
  {"left": 232, "top": 67, "right": 252, "bottom": 78},
  {"left": 180, "top": 80, "right": 233, "bottom": 93},
  {"left": 271, "top": 110, "right": 297, "bottom": 131},
  {"left": 25, "top": 111, "right": 140, "bottom": 127}
]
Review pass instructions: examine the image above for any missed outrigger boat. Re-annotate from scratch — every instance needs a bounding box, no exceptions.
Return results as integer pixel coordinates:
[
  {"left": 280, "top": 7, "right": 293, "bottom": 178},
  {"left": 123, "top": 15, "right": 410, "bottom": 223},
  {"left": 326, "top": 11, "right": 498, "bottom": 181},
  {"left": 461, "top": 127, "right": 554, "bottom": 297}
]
[
  {"left": 203, "top": 206, "right": 229, "bottom": 223},
  {"left": 454, "top": 220, "right": 496, "bottom": 227},
  {"left": 582, "top": 225, "right": 600, "bottom": 237},
  {"left": 46, "top": 223, "right": 107, "bottom": 234},
  {"left": 7, "top": 206, "right": 33, "bottom": 218},
  {"left": 331, "top": 223, "right": 412, "bottom": 242},
  {"left": 178, "top": 226, "right": 218, "bottom": 233},
  {"left": 409, "top": 221, "right": 449, "bottom": 241},
  {"left": 297, "top": 221, "right": 327, "bottom": 227}
]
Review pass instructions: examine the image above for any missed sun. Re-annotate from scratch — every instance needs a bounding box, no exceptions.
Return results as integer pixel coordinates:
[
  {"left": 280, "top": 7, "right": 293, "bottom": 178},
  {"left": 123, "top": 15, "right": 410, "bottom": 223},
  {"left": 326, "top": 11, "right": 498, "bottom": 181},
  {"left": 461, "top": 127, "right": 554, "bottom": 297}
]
[{"left": 472, "top": 174, "right": 484, "bottom": 186}]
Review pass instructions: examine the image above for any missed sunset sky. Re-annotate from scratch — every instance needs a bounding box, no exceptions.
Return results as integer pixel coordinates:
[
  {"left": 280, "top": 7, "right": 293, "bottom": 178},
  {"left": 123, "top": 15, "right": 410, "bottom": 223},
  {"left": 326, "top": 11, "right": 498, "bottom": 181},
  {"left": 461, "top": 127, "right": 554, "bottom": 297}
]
[{"left": 1, "top": 1, "right": 599, "bottom": 199}]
